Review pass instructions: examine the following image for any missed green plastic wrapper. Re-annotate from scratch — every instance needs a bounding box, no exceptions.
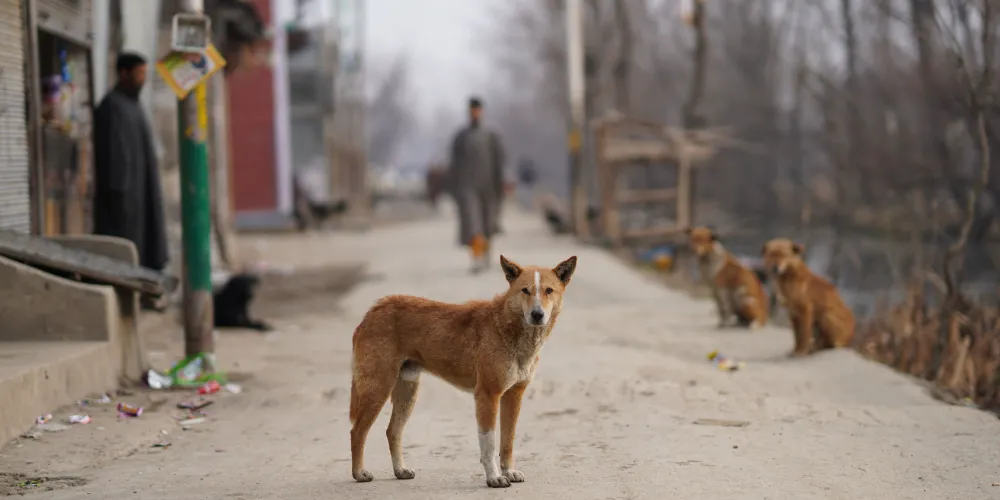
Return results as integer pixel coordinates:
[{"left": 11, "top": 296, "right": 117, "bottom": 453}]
[{"left": 165, "top": 352, "right": 227, "bottom": 388}]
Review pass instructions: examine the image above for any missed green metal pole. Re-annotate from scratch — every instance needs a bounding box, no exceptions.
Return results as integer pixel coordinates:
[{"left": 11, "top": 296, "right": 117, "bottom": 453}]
[{"left": 179, "top": 79, "right": 215, "bottom": 369}]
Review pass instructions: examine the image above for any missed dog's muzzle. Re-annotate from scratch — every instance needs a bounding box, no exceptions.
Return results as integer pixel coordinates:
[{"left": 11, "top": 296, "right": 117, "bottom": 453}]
[{"left": 529, "top": 309, "right": 545, "bottom": 325}]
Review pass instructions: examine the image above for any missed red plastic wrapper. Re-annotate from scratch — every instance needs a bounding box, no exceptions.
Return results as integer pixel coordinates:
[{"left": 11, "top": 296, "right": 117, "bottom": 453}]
[
  {"left": 197, "top": 380, "right": 221, "bottom": 395},
  {"left": 117, "top": 402, "right": 143, "bottom": 417}
]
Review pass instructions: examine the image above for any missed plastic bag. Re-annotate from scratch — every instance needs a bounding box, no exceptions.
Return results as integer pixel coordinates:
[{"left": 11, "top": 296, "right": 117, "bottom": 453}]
[{"left": 161, "top": 352, "right": 227, "bottom": 388}]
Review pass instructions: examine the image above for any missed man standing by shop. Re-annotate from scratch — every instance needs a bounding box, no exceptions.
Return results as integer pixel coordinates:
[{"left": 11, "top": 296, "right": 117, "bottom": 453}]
[
  {"left": 448, "top": 97, "right": 506, "bottom": 273},
  {"left": 93, "top": 52, "right": 169, "bottom": 310}
]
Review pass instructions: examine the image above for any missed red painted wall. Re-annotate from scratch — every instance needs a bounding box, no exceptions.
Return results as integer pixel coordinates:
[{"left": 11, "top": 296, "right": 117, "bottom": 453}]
[{"left": 228, "top": 0, "right": 277, "bottom": 212}]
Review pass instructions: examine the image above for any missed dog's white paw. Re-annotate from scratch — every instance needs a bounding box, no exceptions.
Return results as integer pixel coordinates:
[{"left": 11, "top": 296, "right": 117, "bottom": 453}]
[
  {"left": 749, "top": 320, "right": 763, "bottom": 330},
  {"left": 502, "top": 469, "right": 524, "bottom": 483},
  {"left": 394, "top": 467, "right": 416, "bottom": 480},
  {"left": 353, "top": 469, "right": 374, "bottom": 483},
  {"left": 487, "top": 476, "right": 512, "bottom": 488}
]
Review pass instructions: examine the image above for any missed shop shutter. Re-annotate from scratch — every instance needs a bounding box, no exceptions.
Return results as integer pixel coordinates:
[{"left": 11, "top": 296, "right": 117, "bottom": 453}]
[
  {"left": 0, "top": 0, "right": 30, "bottom": 233},
  {"left": 36, "top": 0, "right": 93, "bottom": 46}
]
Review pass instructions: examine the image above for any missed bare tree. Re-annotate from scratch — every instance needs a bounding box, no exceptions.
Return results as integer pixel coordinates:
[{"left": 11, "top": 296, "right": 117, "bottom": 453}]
[
  {"left": 612, "top": 0, "right": 633, "bottom": 113},
  {"left": 366, "top": 55, "right": 415, "bottom": 167}
]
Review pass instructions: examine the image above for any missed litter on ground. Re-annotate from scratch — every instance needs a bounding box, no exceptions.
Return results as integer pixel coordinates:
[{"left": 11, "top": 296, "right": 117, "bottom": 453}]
[
  {"left": 707, "top": 350, "right": 745, "bottom": 371},
  {"left": 179, "top": 417, "right": 206, "bottom": 428}
]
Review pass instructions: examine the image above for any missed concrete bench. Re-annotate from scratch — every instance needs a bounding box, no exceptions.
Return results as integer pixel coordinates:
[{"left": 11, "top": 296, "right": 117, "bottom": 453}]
[{"left": 0, "top": 235, "right": 146, "bottom": 446}]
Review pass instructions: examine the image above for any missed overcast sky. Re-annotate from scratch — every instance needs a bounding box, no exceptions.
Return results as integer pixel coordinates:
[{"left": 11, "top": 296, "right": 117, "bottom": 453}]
[
  {"left": 365, "top": 0, "right": 495, "bottom": 119},
  {"left": 277, "top": 0, "right": 493, "bottom": 120}
]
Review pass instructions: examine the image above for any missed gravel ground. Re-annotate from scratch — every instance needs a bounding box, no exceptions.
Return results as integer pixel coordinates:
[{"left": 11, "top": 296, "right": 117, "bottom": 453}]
[{"left": 1, "top": 202, "right": 998, "bottom": 499}]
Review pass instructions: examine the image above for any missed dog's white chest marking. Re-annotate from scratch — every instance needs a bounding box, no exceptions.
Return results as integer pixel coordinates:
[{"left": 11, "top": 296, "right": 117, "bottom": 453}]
[
  {"left": 511, "top": 356, "right": 538, "bottom": 384},
  {"left": 508, "top": 339, "right": 544, "bottom": 386},
  {"left": 701, "top": 244, "right": 728, "bottom": 281}
]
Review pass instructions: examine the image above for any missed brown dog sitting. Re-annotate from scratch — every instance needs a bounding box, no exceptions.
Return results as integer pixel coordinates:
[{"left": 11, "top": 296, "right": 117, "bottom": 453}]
[
  {"left": 761, "top": 238, "right": 855, "bottom": 356},
  {"left": 686, "top": 227, "right": 768, "bottom": 329},
  {"left": 349, "top": 255, "right": 577, "bottom": 488}
]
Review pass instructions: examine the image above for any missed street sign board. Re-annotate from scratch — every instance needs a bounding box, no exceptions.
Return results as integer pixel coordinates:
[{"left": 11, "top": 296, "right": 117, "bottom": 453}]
[{"left": 172, "top": 13, "right": 212, "bottom": 52}]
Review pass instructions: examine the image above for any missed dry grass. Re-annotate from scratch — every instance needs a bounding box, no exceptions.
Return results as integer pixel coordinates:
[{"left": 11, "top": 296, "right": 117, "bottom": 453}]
[
  {"left": 612, "top": 238, "right": 1000, "bottom": 413},
  {"left": 854, "top": 283, "right": 1000, "bottom": 414}
]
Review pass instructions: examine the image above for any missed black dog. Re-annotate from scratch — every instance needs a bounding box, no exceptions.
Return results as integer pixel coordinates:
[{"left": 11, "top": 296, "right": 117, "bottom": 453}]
[
  {"left": 292, "top": 172, "right": 349, "bottom": 231},
  {"left": 543, "top": 205, "right": 600, "bottom": 234},
  {"left": 213, "top": 273, "right": 272, "bottom": 331}
]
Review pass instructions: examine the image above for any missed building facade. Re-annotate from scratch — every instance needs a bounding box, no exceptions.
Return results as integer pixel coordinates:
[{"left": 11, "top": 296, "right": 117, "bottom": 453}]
[{"left": 228, "top": 0, "right": 293, "bottom": 230}]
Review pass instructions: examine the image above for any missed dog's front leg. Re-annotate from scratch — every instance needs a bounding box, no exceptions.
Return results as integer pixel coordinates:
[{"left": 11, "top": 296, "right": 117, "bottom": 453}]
[
  {"left": 713, "top": 288, "right": 733, "bottom": 327},
  {"left": 499, "top": 383, "right": 528, "bottom": 483},
  {"left": 474, "top": 387, "right": 508, "bottom": 488},
  {"left": 789, "top": 306, "right": 815, "bottom": 357}
]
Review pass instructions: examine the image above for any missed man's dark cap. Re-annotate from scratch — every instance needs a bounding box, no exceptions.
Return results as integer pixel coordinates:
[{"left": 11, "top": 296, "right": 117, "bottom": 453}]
[
  {"left": 469, "top": 97, "right": 483, "bottom": 109},
  {"left": 116, "top": 52, "right": 148, "bottom": 72}
]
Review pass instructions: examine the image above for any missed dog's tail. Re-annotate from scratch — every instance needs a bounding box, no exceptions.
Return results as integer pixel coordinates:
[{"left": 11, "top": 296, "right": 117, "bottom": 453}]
[
  {"left": 349, "top": 378, "right": 359, "bottom": 426},
  {"left": 348, "top": 306, "right": 374, "bottom": 427},
  {"left": 348, "top": 319, "right": 364, "bottom": 427}
]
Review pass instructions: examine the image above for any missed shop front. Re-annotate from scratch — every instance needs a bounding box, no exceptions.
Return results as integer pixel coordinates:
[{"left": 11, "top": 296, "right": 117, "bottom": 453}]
[{"left": 28, "top": 0, "right": 95, "bottom": 235}]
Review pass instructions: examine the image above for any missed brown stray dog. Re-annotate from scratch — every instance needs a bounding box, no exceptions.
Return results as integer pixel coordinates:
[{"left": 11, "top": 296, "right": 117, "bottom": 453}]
[
  {"left": 349, "top": 255, "right": 578, "bottom": 488},
  {"left": 761, "top": 238, "right": 855, "bottom": 356},
  {"left": 686, "top": 227, "right": 768, "bottom": 328}
]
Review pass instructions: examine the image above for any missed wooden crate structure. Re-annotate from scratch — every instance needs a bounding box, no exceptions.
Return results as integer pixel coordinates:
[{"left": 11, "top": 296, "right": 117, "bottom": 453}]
[{"left": 593, "top": 116, "right": 719, "bottom": 246}]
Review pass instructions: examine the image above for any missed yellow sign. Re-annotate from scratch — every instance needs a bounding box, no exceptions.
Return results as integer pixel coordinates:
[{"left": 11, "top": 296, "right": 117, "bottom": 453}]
[
  {"left": 567, "top": 129, "right": 582, "bottom": 153},
  {"left": 195, "top": 83, "right": 209, "bottom": 137},
  {"left": 156, "top": 44, "right": 227, "bottom": 100}
]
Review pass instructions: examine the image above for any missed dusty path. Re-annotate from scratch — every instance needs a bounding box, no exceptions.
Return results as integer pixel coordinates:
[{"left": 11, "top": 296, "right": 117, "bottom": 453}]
[{"left": 2, "top": 203, "right": 999, "bottom": 499}]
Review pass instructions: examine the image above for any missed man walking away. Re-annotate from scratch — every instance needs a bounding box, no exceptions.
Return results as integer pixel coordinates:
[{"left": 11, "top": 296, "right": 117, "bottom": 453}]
[
  {"left": 517, "top": 156, "right": 538, "bottom": 209},
  {"left": 93, "top": 52, "right": 169, "bottom": 310},
  {"left": 448, "top": 97, "right": 506, "bottom": 274}
]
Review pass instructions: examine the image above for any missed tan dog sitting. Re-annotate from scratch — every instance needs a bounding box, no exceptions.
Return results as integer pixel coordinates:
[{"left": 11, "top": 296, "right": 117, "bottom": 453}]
[
  {"left": 761, "top": 238, "right": 855, "bottom": 356},
  {"left": 349, "top": 255, "right": 577, "bottom": 488},
  {"left": 686, "top": 227, "right": 768, "bottom": 329}
]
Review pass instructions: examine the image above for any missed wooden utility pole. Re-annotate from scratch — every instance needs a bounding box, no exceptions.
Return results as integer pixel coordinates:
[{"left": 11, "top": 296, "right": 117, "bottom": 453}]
[
  {"left": 332, "top": 0, "right": 370, "bottom": 225},
  {"left": 566, "top": 0, "right": 588, "bottom": 238}
]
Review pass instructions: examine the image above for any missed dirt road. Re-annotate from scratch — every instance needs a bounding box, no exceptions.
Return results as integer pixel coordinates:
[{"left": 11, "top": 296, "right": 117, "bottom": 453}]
[{"left": 2, "top": 204, "right": 999, "bottom": 499}]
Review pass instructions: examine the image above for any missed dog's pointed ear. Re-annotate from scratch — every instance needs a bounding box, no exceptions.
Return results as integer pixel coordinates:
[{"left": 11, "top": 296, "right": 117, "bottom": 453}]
[
  {"left": 553, "top": 256, "right": 578, "bottom": 285},
  {"left": 683, "top": 227, "right": 693, "bottom": 236},
  {"left": 500, "top": 255, "right": 522, "bottom": 283},
  {"left": 761, "top": 244, "right": 768, "bottom": 256},
  {"left": 792, "top": 242, "right": 805, "bottom": 255}
]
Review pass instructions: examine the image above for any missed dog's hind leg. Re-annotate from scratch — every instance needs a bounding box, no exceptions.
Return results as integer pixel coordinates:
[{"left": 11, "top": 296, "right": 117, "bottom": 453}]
[
  {"left": 350, "top": 362, "right": 396, "bottom": 482},
  {"left": 387, "top": 361, "right": 421, "bottom": 480}
]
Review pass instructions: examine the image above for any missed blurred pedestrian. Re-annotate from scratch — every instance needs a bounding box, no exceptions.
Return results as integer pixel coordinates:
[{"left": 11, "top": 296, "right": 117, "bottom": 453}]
[
  {"left": 93, "top": 52, "right": 168, "bottom": 310},
  {"left": 447, "top": 97, "right": 506, "bottom": 273},
  {"left": 517, "top": 156, "right": 538, "bottom": 209}
]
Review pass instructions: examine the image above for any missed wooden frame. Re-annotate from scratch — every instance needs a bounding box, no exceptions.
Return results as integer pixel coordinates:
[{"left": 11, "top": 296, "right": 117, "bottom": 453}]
[{"left": 592, "top": 115, "right": 722, "bottom": 247}]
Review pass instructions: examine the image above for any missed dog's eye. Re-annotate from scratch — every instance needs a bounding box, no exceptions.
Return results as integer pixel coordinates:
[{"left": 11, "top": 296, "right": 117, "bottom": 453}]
[
  {"left": 521, "top": 288, "right": 530, "bottom": 295},
  {"left": 545, "top": 287, "right": 553, "bottom": 295}
]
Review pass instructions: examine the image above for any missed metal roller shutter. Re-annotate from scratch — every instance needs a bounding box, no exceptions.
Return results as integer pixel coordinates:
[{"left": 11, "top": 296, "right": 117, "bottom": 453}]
[
  {"left": 0, "top": 0, "right": 30, "bottom": 233},
  {"left": 36, "top": 0, "right": 93, "bottom": 46}
]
